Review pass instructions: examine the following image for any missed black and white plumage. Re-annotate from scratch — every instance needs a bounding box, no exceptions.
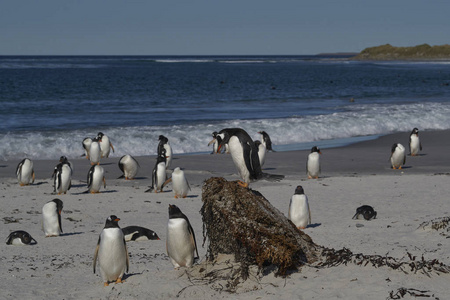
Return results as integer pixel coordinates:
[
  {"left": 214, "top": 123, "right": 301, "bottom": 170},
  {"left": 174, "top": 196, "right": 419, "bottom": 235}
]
[
  {"left": 307, "top": 146, "right": 321, "bottom": 179},
  {"left": 118, "top": 154, "right": 140, "bottom": 180},
  {"left": 409, "top": 128, "right": 422, "bottom": 156},
  {"left": 146, "top": 149, "right": 169, "bottom": 193},
  {"left": 89, "top": 137, "right": 101, "bottom": 166},
  {"left": 352, "top": 205, "right": 377, "bottom": 221},
  {"left": 87, "top": 165, "right": 106, "bottom": 193},
  {"left": 254, "top": 140, "right": 267, "bottom": 167},
  {"left": 258, "top": 131, "right": 275, "bottom": 152},
  {"left": 158, "top": 135, "right": 172, "bottom": 169},
  {"left": 166, "top": 204, "right": 199, "bottom": 269},
  {"left": 93, "top": 215, "right": 129, "bottom": 286},
  {"left": 122, "top": 226, "right": 160, "bottom": 242},
  {"left": 6, "top": 231, "right": 37, "bottom": 246},
  {"left": 52, "top": 158, "right": 72, "bottom": 195},
  {"left": 208, "top": 131, "right": 222, "bottom": 154},
  {"left": 16, "top": 158, "right": 35, "bottom": 186},
  {"left": 97, "top": 132, "right": 115, "bottom": 158},
  {"left": 42, "top": 199, "right": 63, "bottom": 237},
  {"left": 288, "top": 186, "right": 311, "bottom": 229},
  {"left": 390, "top": 143, "right": 406, "bottom": 169},
  {"left": 82, "top": 137, "right": 92, "bottom": 159}
]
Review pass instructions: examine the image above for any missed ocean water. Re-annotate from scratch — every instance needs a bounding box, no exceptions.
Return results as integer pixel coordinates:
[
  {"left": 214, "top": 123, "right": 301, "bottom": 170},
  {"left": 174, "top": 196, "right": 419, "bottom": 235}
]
[{"left": 1, "top": 55, "right": 450, "bottom": 161}]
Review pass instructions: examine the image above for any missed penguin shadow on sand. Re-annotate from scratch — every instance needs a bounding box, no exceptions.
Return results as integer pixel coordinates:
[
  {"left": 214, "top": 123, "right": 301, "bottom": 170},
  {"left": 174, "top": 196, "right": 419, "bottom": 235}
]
[
  {"left": 306, "top": 223, "right": 321, "bottom": 228},
  {"left": 59, "top": 232, "right": 84, "bottom": 237},
  {"left": 162, "top": 189, "right": 199, "bottom": 198}
]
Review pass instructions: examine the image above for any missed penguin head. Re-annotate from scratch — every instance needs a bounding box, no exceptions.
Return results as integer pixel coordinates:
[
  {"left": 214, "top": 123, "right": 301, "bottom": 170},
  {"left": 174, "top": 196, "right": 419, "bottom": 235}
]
[
  {"left": 411, "top": 128, "right": 419, "bottom": 136},
  {"left": 211, "top": 131, "right": 218, "bottom": 138},
  {"left": 168, "top": 204, "right": 184, "bottom": 219},
  {"left": 158, "top": 135, "right": 169, "bottom": 144},
  {"left": 258, "top": 131, "right": 268, "bottom": 140},
  {"left": 52, "top": 199, "right": 64, "bottom": 215},
  {"left": 97, "top": 132, "right": 104, "bottom": 139},
  {"left": 59, "top": 156, "right": 68, "bottom": 163},
  {"left": 254, "top": 140, "right": 262, "bottom": 147},
  {"left": 311, "top": 146, "right": 321, "bottom": 154},
  {"left": 294, "top": 185, "right": 304, "bottom": 195},
  {"left": 105, "top": 215, "right": 121, "bottom": 228},
  {"left": 216, "top": 132, "right": 230, "bottom": 153}
]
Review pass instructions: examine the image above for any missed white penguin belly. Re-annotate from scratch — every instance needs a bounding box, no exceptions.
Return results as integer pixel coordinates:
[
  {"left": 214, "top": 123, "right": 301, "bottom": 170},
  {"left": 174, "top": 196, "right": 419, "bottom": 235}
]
[
  {"left": 11, "top": 238, "right": 26, "bottom": 246},
  {"left": 228, "top": 136, "right": 250, "bottom": 183},
  {"left": 18, "top": 160, "right": 33, "bottom": 184},
  {"left": 100, "top": 137, "right": 111, "bottom": 158},
  {"left": 42, "top": 205, "right": 61, "bottom": 236},
  {"left": 164, "top": 144, "right": 172, "bottom": 169},
  {"left": 172, "top": 172, "right": 189, "bottom": 198},
  {"left": 258, "top": 144, "right": 266, "bottom": 167},
  {"left": 90, "top": 166, "right": 104, "bottom": 192},
  {"left": 98, "top": 229, "right": 127, "bottom": 282},
  {"left": 156, "top": 162, "right": 166, "bottom": 190},
  {"left": 289, "top": 195, "right": 311, "bottom": 229},
  {"left": 410, "top": 136, "right": 420, "bottom": 155},
  {"left": 58, "top": 165, "right": 71, "bottom": 193},
  {"left": 167, "top": 219, "right": 195, "bottom": 268},
  {"left": 123, "top": 156, "right": 139, "bottom": 179},
  {"left": 90, "top": 143, "right": 101, "bottom": 164},
  {"left": 307, "top": 153, "right": 320, "bottom": 178},
  {"left": 391, "top": 145, "right": 405, "bottom": 168}
]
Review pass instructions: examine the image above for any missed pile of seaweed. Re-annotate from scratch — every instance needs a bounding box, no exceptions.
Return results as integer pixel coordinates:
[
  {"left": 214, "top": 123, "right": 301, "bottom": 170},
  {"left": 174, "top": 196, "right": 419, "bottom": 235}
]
[{"left": 418, "top": 216, "right": 450, "bottom": 237}]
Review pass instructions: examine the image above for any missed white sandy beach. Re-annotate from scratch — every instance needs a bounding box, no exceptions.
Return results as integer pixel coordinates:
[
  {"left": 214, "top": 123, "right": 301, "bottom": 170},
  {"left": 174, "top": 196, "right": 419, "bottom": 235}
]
[{"left": 1, "top": 130, "right": 449, "bottom": 299}]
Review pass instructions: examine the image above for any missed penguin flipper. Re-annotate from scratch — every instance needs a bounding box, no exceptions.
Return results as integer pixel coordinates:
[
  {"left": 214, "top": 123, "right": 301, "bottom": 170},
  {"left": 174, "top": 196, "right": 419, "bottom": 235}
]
[
  {"left": 124, "top": 238, "right": 130, "bottom": 272},
  {"left": 117, "top": 174, "right": 125, "bottom": 179},
  {"left": 103, "top": 177, "right": 106, "bottom": 188},
  {"left": 118, "top": 161, "right": 124, "bottom": 173},
  {"left": 352, "top": 213, "right": 360, "bottom": 220},
  {"left": 32, "top": 171, "right": 35, "bottom": 184},
  {"left": 145, "top": 186, "right": 154, "bottom": 193},
  {"left": 308, "top": 205, "right": 312, "bottom": 225},
  {"left": 185, "top": 216, "right": 199, "bottom": 259},
  {"left": 93, "top": 237, "right": 100, "bottom": 273},
  {"left": 110, "top": 143, "right": 115, "bottom": 153}
]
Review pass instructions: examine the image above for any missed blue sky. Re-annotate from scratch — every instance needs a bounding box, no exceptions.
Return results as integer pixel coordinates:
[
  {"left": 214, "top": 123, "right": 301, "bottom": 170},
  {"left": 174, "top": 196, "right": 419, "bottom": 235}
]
[{"left": 1, "top": 0, "right": 449, "bottom": 55}]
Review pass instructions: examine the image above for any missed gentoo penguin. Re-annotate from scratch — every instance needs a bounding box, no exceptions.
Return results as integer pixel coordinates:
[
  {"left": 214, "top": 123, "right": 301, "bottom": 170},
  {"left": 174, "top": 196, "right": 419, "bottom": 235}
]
[
  {"left": 93, "top": 215, "right": 129, "bottom": 286},
  {"left": 307, "top": 146, "right": 321, "bottom": 179},
  {"left": 82, "top": 137, "right": 92, "bottom": 159},
  {"left": 97, "top": 132, "right": 115, "bottom": 158},
  {"left": 121, "top": 226, "right": 160, "bottom": 242},
  {"left": 216, "top": 128, "right": 263, "bottom": 187},
  {"left": 16, "top": 158, "right": 35, "bottom": 186},
  {"left": 208, "top": 131, "right": 221, "bottom": 154},
  {"left": 6, "top": 231, "right": 37, "bottom": 245},
  {"left": 390, "top": 143, "right": 406, "bottom": 169},
  {"left": 258, "top": 131, "right": 275, "bottom": 152},
  {"left": 146, "top": 149, "right": 169, "bottom": 193},
  {"left": 42, "top": 199, "right": 63, "bottom": 237},
  {"left": 166, "top": 204, "right": 199, "bottom": 269},
  {"left": 409, "top": 128, "right": 422, "bottom": 156},
  {"left": 87, "top": 165, "right": 106, "bottom": 193},
  {"left": 254, "top": 140, "right": 267, "bottom": 167},
  {"left": 352, "top": 205, "right": 377, "bottom": 221},
  {"left": 59, "top": 156, "right": 73, "bottom": 174},
  {"left": 158, "top": 135, "right": 173, "bottom": 169},
  {"left": 52, "top": 161, "right": 72, "bottom": 195},
  {"left": 89, "top": 137, "right": 101, "bottom": 165},
  {"left": 118, "top": 154, "right": 140, "bottom": 180},
  {"left": 288, "top": 186, "right": 311, "bottom": 230},
  {"left": 171, "top": 167, "right": 191, "bottom": 198}
]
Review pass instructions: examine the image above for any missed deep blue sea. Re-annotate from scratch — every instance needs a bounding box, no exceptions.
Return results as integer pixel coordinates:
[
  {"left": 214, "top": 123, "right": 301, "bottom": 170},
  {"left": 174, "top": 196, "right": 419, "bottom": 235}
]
[{"left": 1, "top": 55, "right": 450, "bottom": 160}]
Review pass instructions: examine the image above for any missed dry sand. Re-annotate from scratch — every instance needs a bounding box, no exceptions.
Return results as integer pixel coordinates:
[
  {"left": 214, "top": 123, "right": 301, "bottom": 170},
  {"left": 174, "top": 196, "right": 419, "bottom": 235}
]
[{"left": 1, "top": 130, "right": 449, "bottom": 299}]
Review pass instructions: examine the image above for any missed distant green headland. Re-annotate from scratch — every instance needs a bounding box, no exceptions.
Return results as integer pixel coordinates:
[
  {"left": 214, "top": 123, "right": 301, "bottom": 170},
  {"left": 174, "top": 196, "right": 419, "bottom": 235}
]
[{"left": 352, "top": 44, "right": 450, "bottom": 60}]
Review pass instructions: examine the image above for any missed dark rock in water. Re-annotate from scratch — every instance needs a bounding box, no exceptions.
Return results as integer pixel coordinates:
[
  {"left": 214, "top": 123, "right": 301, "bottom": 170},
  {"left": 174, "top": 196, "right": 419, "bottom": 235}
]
[{"left": 201, "top": 177, "right": 319, "bottom": 278}]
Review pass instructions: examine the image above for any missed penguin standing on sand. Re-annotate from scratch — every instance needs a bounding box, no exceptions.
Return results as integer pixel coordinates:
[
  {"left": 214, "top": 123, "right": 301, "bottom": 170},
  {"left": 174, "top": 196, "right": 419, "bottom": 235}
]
[
  {"left": 216, "top": 128, "right": 263, "bottom": 187},
  {"left": 42, "top": 199, "right": 63, "bottom": 237},
  {"left": 52, "top": 160, "right": 72, "bottom": 195},
  {"left": 146, "top": 149, "right": 169, "bottom": 193},
  {"left": 97, "top": 132, "right": 115, "bottom": 158},
  {"left": 118, "top": 154, "right": 140, "bottom": 180},
  {"left": 122, "top": 226, "right": 160, "bottom": 242},
  {"left": 87, "top": 165, "right": 106, "bottom": 193},
  {"left": 409, "top": 128, "right": 422, "bottom": 156},
  {"left": 171, "top": 167, "right": 191, "bottom": 198},
  {"left": 6, "top": 231, "right": 37, "bottom": 245},
  {"left": 254, "top": 140, "right": 267, "bottom": 167},
  {"left": 93, "top": 215, "right": 129, "bottom": 286},
  {"left": 166, "top": 204, "right": 199, "bottom": 269},
  {"left": 288, "top": 186, "right": 311, "bottom": 229},
  {"left": 158, "top": 135, "right": 172, "bottom": 169},
  {"left": 16, "top": 158, "right": 35, "bottom": 186},
  {"left": 390, "top": 143, "right": 406, "bottom": 169},
  {"left": 82, "top": 137, "right": 92, "bottom": 159},
  {"left": 89, "top": 137, "right": 101, "bottom": 165},
  {"left": 307, "top": 146, "right": 321, "bottom": 179},
  {"left": 258, "top": 131, "right": 275, "bottom": 152}
]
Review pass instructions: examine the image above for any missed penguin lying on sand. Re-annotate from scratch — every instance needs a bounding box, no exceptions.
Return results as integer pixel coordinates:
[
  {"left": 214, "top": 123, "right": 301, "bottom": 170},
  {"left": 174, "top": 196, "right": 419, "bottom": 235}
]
[
  {"left": 352, "top": 205, "right": 377, "bottom": 221},
  {"left": 122, "top": 226, "right": 160, "bottom": 242},
  {"left": 6, "top": 231, "right": 37, "bottom": 245}
]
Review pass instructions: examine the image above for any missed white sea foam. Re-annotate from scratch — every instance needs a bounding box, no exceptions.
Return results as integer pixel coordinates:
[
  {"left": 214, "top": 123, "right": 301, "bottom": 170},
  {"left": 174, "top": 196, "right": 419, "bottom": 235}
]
[{"left": 1, "top": 102, "right": 450, "bottom": 161}]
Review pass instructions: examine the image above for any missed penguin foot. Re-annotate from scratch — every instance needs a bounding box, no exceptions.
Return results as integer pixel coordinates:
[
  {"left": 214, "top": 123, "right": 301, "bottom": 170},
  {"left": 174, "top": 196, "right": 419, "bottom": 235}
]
[
  {"left": 398, "top": 166, "right": 402, "bottom": 169},
  {"left": 104, "top": 282, "right": 109, "bottom": 287},
  {"left": 115, "top": 278, "right": 124, "bottom": 284},
  {"left": 19, "top": 183, "right": 26, "bottom": 186},
  {"left": 237, "top": 181, "right": 249, "bottom": 188},
  {"left": 174, "top": 195, "right": 178, "bottom": 199}
]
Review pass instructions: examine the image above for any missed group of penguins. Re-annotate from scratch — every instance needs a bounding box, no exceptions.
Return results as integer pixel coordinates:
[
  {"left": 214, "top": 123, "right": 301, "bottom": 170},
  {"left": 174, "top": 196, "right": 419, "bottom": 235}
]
[{"left": 8, "top": 127, "right": 423, "bottom": 286}]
